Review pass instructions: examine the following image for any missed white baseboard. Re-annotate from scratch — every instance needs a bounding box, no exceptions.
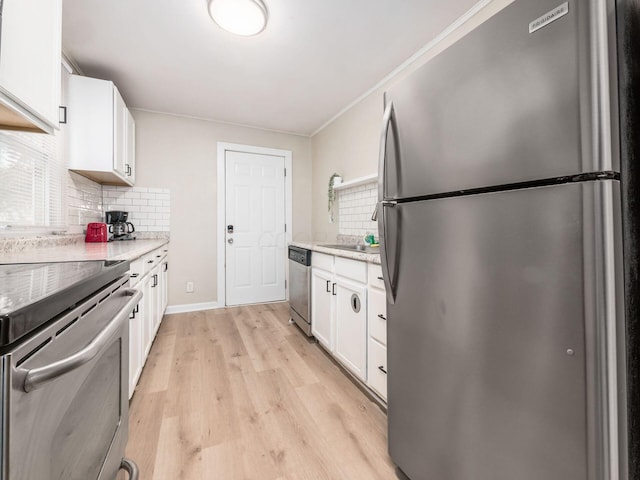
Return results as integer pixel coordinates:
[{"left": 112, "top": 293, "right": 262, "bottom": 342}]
[{"left": 165, "top": 302, "right": 220, "bottom": 315}]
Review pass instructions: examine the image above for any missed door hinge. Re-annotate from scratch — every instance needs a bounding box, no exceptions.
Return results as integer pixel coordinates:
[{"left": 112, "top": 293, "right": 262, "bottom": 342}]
[
  {"left": 285, "top": 279, "right": 287, "bottom": 288},
  {"left": 284, "top": 168, "right": 287, "bottom": 177}
]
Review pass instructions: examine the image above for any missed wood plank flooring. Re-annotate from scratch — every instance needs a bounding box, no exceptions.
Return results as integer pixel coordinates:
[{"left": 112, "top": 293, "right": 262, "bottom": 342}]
[{"left": 123, "top": 302, "right": 400, "bottom": 480}]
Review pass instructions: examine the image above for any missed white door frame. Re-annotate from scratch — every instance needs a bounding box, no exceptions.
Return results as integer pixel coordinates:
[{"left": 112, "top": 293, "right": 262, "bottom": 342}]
[{"left": 217, "top": 142, "right": 293, "bottom": 307}]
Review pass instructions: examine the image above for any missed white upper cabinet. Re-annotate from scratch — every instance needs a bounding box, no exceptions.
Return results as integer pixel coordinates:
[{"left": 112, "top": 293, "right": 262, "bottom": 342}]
[
  {"left": 0, "top": 0, "right": 62, "bottom": 133},
  {"left": 65, "top": 74, "right": 136, "bottom": 186}
]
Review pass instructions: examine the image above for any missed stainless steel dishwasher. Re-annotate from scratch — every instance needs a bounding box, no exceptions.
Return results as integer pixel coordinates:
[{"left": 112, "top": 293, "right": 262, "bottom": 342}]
[{"left": 288, "top": 246, "right": 312, "bottom": 336}]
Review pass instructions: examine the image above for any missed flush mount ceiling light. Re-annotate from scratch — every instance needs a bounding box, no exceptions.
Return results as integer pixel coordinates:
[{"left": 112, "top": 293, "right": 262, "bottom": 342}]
[{"left": 208, "top": 0, "right": 268, "bottom": 36}]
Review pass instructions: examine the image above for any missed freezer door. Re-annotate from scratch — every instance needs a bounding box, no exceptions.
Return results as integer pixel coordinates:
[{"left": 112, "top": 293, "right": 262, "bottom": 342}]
[
  {"left": 386, "top": 181, "right": 625, "bottom": 480},
  {"left": 382, "top": 0, "right": 618, "bottom": 199}
]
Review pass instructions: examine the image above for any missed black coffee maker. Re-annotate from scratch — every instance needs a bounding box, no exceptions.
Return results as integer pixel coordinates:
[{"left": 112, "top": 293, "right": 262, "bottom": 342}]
[{"left": 105, "top": 211, "right": 135, "bottom": 241}]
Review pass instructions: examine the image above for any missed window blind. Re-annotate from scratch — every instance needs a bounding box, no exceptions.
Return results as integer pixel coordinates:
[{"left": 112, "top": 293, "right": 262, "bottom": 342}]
[{"left": 0, "top": 130, "right": 65, "bottom": 229}]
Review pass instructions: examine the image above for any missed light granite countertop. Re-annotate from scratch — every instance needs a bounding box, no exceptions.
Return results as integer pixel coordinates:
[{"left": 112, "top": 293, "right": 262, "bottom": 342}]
[
  {"left": 290, "top": 242, "right": 381, "bottom": 264},
  {"left": 0, "top": 239, "right": 169, "bottom": 264}
]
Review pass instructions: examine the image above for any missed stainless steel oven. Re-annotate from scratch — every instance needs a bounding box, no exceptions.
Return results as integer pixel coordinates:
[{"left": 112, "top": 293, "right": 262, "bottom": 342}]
[{"left": 0, "top": 260, "right": 141, "bottom": 480}]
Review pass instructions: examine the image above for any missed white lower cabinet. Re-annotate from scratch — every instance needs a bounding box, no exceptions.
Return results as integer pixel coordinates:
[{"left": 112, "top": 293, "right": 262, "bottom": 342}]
[
  {"left": 335, "top": 278, "right": 367, "bottom": 381},
  {"left": 311, "top": 267, "right": 334, "bottom": 350},
  {"left": 366, "top": 263, "right": 388, "bottom": 401},
  {"left": 311, "top": 253, "right": 368, "bottom": 382},
  {"left": 128, "top": 245, "right": 169, "bottom": 398},
  {"left": 310, "top": 252, "right": 388, "bottom": 401},
  {"left": 367, "top": 337, "right": 387, "bottom": 399},
  {"left": 128, "top": 299, "right": 143, "bottom": 398}
]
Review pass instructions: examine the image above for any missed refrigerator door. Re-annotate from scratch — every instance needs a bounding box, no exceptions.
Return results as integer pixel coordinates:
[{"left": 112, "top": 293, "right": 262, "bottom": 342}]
[
  {"left": 386, "top": 180, "right": 625, "bottom": 480},
  {"left": 382, "top": 0, "right": 617, "bottom": 200}
]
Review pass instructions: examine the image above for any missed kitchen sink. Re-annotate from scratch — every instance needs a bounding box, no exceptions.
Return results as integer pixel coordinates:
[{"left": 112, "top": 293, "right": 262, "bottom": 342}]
[{"left": 319, "top": 244, "right": 380, "bottom": 254}]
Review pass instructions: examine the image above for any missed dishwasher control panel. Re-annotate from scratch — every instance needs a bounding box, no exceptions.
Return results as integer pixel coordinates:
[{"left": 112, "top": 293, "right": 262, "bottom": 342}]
[{"left": 288, "top": 246, "right": 312, "bottom": 266}]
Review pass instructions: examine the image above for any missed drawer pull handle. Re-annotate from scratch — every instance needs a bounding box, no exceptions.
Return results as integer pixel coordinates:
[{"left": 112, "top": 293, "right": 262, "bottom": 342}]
[
  {"left": 351, "top": 294, "right": 361, "bottom": 313},
  {"left": 326, "top": 280, "right": 331, "bottom": 293},
  {"left": 130, "top": 273, "right": 139, "bottom": 278},
  {"left": 332, "top": 283, "right": 337, "bottom": 296},
  {"left": 377, "top": 314, "right": 387, "bottom": 321},
  {"left": 377, "top": 276, "right": 384, "bottom": 281},
  {"left": 378, "top": 366, "right": 387, "bottom": 374}
]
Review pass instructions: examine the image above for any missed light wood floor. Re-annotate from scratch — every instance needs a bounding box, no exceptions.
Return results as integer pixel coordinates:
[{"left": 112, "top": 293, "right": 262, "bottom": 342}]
[{"left": 123, "top": 302, "right": 401, "bottom": 480}]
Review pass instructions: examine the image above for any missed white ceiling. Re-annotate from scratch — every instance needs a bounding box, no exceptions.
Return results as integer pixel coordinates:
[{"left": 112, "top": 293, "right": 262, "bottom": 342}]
[{"left": 62, "top": 0, "right": 479, "bottom": 136}]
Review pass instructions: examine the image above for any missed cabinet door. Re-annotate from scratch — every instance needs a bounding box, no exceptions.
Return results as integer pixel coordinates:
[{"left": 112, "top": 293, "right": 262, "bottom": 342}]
[
  {"left": 125, "top": 108, "right": 136, "bottom": 183},
  {"left": 66, "top": 75, "right": 115, "bottom": 175},
  {"left": 128, "top": 302, "right": 143, "bottom": 399},
  {"left": 367, "top": 338, "right": 387, "bottom": 400},
  {"left": 0, "top": 0, "right": 61, "bottom": 130},
  {"left": 148, "top": 265, "right": 161, "bottom": 338},
  {"left": 160, "top": 258, "right": 168, "bottom": 314},
  {"left": 368, "top": 287, "right": 387, "bottom": 345},
  {"left": 335, "top": 277, "right": 367, "bottom": 381},
  {"left": 113, "top": 87, "right": 127, "bottom": 178},
  {"left": 311, "top": 268, "right": 334, "bottom": 350},
  {"left": 142, "top": 275, "right": 155, "bottom": 357}
]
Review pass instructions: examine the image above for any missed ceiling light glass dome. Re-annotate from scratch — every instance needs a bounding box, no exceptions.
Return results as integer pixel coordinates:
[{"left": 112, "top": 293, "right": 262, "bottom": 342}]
[{"left": 208, "top": 0, "right": 268, "bottom": 36}]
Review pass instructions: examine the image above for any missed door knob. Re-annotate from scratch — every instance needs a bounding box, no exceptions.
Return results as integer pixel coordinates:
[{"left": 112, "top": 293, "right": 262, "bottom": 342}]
[{"left": 228, "top": 238, "right": 234, "bottom": 244}]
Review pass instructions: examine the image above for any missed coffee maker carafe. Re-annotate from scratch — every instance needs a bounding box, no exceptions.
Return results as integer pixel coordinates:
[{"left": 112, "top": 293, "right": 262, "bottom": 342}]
[{"left": 105, "top": 211, "right": 135, "bottom": 241}]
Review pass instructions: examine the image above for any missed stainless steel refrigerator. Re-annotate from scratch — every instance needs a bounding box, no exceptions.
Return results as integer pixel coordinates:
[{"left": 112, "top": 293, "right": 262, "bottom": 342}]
[{"left": 377, "top": 1, "right": 640, "bottom": 479}]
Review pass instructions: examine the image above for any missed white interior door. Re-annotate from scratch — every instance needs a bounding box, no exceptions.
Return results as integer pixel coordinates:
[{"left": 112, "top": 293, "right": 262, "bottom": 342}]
[{"left": 225, "top": 150, "right": 286, "bottom": 306}]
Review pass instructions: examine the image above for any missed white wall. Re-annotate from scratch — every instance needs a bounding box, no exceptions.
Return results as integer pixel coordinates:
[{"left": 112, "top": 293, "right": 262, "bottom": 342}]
[
  {"left": 131, "top": 110, "right": 312, "bottom": 307},
  {"left": 310, "top": 0, "right": 514, "bottom": 241}
]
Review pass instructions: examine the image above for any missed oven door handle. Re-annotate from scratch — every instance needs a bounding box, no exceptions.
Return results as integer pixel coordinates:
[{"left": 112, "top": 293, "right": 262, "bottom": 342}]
[{"left": 21, "top": 288, "right": 143, "bottom": 393}]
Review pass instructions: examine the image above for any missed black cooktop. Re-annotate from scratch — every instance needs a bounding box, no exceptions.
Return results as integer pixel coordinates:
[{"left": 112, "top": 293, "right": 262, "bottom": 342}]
[{"left": 0, "top": 260, "right": 130, "bottom": 348}]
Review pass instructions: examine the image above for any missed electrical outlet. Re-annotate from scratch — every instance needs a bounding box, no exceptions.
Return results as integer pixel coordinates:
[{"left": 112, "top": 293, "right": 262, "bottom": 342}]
[{"left": 186, "top": 281, "right": 194, "bottom": 293}]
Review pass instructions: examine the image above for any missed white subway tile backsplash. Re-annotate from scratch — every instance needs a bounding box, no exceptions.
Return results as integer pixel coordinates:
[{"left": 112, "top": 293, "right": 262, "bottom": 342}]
[
  {"left": 337, "top": 181, "right": 377, "bottom": 239},
  {"left": 103, "top": 186, "right": 170, "bottom": 234},
  {"left": 67, "top": 172, "right": 103, "bottom": 227}
]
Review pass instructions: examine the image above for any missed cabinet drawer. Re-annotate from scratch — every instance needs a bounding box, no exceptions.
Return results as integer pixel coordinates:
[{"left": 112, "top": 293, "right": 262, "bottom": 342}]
[
  {"left": 335, "top": 256, "right": 367, "bottom": 283},
  {"left": 142, "top": 252, "right": 159, "bottom": 274},
  {"left": 129, "top": 258, "right": 143, "bottom": 287},
  {"left": 368, "top": 288, "right": 387, "bottom": 345},
  {"left": 152, "top": 247, "right": 166, "bottom": 262},
  {"left": 312, "top": 252, "right": 334, "bottom": 271},
  {"left": 367, "top": 338, "right": 387, "bottom": 400},
  {"left": 368, "top": 263, "right": 385, "bottom": 290}
]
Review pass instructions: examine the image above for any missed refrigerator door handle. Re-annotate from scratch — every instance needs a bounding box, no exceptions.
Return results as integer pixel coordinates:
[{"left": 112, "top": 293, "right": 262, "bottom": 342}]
[
  {"left": 377, "top": 100, "right": 395, "bottom": 205},
  {"left": 379, "top": 200, "right": 397, "bottom": 304}
]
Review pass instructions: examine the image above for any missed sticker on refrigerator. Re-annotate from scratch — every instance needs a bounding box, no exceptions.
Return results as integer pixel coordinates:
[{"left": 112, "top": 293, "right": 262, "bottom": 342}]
[{"left": 529, "top": 2, "right": 569, "bottom": 34}]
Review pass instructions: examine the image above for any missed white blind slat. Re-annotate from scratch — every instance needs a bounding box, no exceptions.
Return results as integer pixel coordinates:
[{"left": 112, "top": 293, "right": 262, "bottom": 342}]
[{"left": 0, "top": 130, "right": 64, "bottom": 228}]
